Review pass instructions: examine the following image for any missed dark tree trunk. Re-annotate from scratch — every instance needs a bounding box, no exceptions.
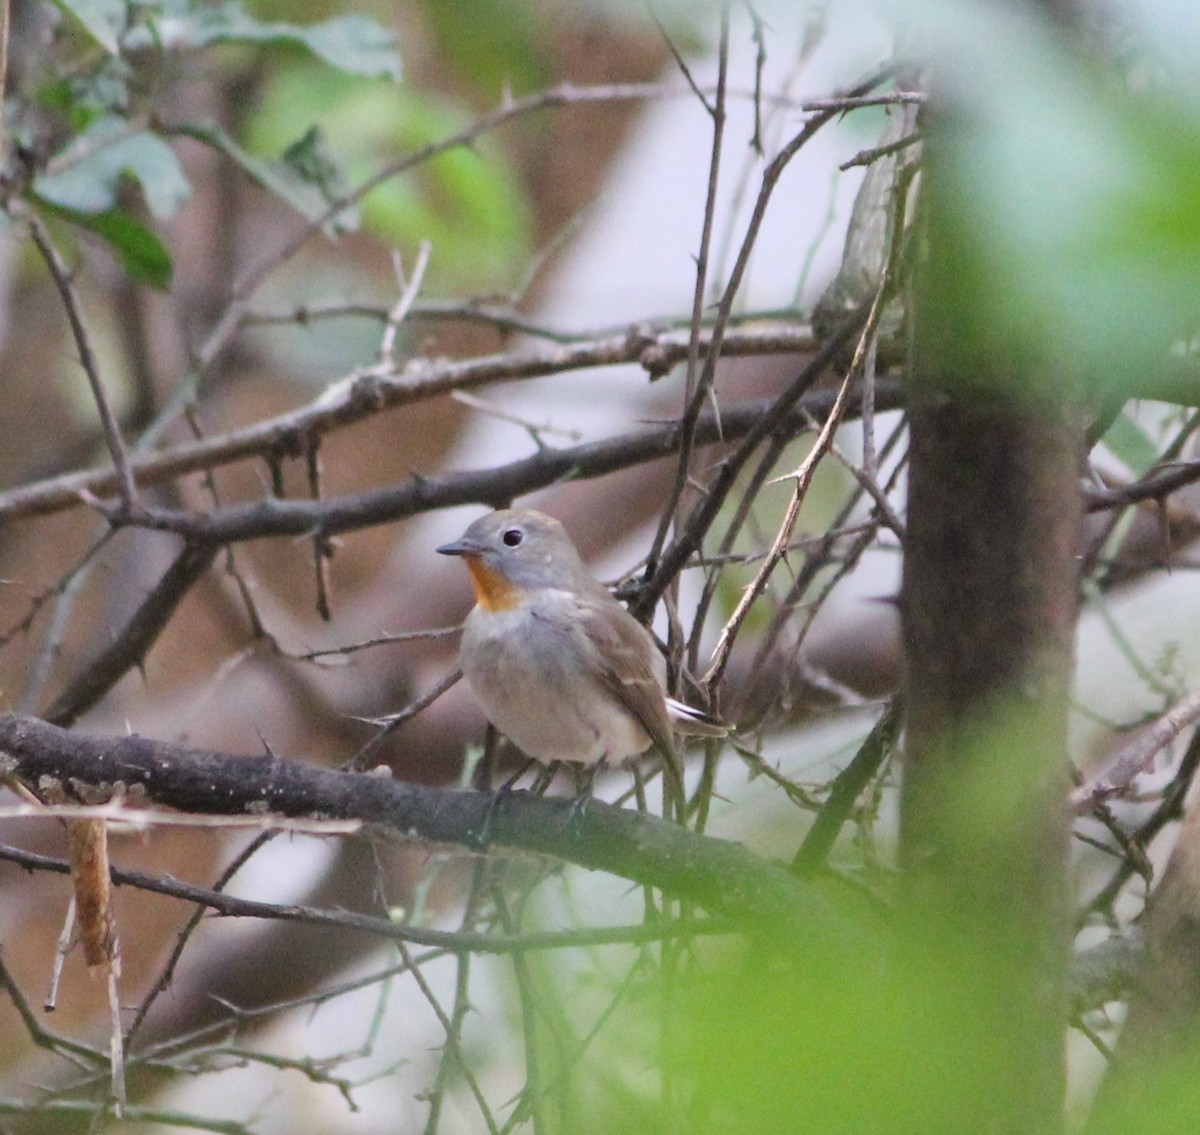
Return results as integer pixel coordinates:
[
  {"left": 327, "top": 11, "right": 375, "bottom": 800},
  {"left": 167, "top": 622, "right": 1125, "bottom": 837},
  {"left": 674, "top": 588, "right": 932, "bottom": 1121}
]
[{"left": 898, "top": 70, "right": 1083, "bottom": 1135}]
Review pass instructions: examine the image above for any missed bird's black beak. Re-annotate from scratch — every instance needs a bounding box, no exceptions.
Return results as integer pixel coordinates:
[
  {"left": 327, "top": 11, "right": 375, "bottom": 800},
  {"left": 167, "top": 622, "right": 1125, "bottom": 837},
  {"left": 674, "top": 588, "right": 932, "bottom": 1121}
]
[{"left": 436, "top": 539, "right": 475, "bottom": 557}]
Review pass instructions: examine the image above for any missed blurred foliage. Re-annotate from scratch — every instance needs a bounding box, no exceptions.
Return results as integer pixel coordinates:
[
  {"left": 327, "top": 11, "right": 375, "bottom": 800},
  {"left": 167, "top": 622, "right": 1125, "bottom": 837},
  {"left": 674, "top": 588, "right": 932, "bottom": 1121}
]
[
  {"left": 20, "top": 0, "right": 405, "bottom": 285},
  {"left": 16, "top": 0, "right": 530, "bottom": 292},
  {"left": 243, "top": 65, "right": 531, "bottom": 287},
  {"left": 9, "top": 0, "right": 1200, "bottom": 1131},
  {"left": 423, "top": 0, "right": 549, "bottom": 98},
  {"left": 903, "top": 0, "right": 1200, "bottom": 403}
]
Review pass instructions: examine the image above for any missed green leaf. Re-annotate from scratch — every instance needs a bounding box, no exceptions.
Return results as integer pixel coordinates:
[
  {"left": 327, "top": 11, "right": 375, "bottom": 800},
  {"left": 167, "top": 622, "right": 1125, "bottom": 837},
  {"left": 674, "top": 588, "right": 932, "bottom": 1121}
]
[
  {"left": 49, "top": 0, "right": 125, "bottom": 54},
  {"left": 133, "top": 3, "right": 402, "bottom": 81},
  {"left": 34, "top": 118, "right": 190, "bottom": 220},
  {"left": 281, "top": 126, "right": 355, "bottom": 211},
  {"left": 32, "top": 202, "right": 172, "bottom": 290},
  {"left": 892, "top": 0, "right": 1200, "bottom": 398},
  {"left": 424, "top": 0, "right": 547, "bottom": 96},
  {"left": 37, "top": 58, "right": 131, "bottom": 131},
  {"left": 243, "top": 69, "right": 531, "bottom": 289},
  {"left": 176, "top": 120, "right": 357, "bottom": 231}
]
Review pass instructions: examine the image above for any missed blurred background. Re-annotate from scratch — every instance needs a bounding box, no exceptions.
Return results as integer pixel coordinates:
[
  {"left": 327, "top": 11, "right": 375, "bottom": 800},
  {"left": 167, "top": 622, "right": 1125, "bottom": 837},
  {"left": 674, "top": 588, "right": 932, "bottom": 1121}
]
[{"left": 1, "top": 0, "right": 1200, "bottom": 1131}]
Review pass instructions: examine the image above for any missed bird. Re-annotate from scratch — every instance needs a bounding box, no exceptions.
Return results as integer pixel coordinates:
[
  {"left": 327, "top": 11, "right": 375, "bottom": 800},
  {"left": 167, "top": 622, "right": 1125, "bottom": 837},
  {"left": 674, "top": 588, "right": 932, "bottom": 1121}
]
[{"left": 437, "top": 508, "right": 726, "bottom": 813}]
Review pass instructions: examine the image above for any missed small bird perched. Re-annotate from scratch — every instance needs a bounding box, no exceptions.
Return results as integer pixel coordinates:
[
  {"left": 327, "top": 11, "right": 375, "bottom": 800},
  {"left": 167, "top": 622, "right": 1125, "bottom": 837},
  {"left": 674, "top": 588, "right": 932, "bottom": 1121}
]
[{"left": 437, "top": 508, "right": 725, "bottom": 811}]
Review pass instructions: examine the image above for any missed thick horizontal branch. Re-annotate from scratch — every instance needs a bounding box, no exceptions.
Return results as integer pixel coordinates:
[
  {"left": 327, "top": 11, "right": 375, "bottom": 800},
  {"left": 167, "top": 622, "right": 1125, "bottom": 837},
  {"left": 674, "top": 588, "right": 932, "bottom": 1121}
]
[
  {"left": 0, "top": 713, "right": 843, "bottom": 945},
  {"left": 0, "top": 323, "right": 817, "bottom": 524},
  {"left": 97, "top": 382, "right": 905, "bottom": 545}
]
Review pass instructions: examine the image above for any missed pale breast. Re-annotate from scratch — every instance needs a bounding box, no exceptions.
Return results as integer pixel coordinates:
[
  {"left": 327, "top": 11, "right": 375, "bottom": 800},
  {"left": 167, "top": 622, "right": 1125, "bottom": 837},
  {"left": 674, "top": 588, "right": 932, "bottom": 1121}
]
[{"left": 460, "top": 598, "right": 652, "bottom": 766}]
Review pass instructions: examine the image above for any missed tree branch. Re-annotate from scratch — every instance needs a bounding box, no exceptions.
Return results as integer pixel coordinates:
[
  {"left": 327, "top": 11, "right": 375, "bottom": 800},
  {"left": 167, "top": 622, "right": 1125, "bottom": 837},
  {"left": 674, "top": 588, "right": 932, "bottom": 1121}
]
[
  {"left": 43, "top": 541, "right": 219, "bottom": 726},
  {"left": 0, "top": 842, "right": 734, "bottom": 956},
  {"left": 0, "top": 714, "right": 844, "bottom": 947},
  {"left": 80, "top": 382, "right": 904, "bottom": 545},
  {"left": 0, "top": 324, "right": 818, "bottom": 524}
]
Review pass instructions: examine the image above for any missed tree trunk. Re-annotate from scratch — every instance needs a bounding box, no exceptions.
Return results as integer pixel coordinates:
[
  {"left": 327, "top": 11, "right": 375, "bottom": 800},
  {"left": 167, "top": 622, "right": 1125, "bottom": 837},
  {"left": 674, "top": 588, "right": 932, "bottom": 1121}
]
[{"left": 898, "top": 94, "right": 1083, "bottom": 1135}]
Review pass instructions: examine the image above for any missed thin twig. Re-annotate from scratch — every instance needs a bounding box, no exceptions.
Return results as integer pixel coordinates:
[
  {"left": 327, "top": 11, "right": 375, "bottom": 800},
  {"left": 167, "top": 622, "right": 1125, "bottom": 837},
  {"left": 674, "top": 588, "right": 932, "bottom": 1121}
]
[
  {"left": 801, "top": 92, "right": 925, "bottom": 111},
  {"left": 647, "top": 5, "right": 713, "bottom": 116},
  {"left": 633, "top": 313, "right": 870, "bottom": 622},
  {"left": 451, "top": 389, "right": 584, "bottom": 442},
  {"left": 27, "top": 218, "right": 138, "bottom": 513},
  {"left": 703, "top": 358, "right": 859, "bottom": 690},
  {"left": 644, "top": 62, "right": 897, "bottom": 576},
  {"left": 43, "top": 540, "right": 219, "bottom": 726},
  {"left": 792, "top": 698, "right": 901, "bottom": 875},
  {"left": 0, "top": 840, "right": 737, "bottom": 954},
  {"left": 347, "top": 668, "right": 463, "bottom": 771},
  {"left": 12, "top": 530, "right": 115, "bottom": 715},
  {"left": 175, "top": 80, "right": 815, "bottom": 404},
  {"left": 294, "top": 625, "right": 460, "bottom": 661},
  {"left": 653, "top": 4, "right": 729, "bottom": 594},
  {"left": 422, "top": 859, "right": 490, "bottom": 1135},
  {"left": 124, "top": 831, "right": 275, "bottom": 1047},
  {"left": 0, "top": 955, "right": 103, "bottom": 1065},
  {"left": 840, "top": 131, "right": 922, "bottom": 171},
  {"left": 379, "top": 241, "right": 433, "bottom": 367},
  {"left": 1071, "top": 687, "right": 1200, "bottom": 814},
  {"left": 703, "top": 256, "right": 900, "bottom": 692}
]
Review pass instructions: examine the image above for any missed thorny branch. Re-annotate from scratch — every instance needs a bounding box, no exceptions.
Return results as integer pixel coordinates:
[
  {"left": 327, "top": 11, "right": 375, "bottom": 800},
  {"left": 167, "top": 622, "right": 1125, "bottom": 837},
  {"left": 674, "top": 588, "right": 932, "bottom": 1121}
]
[
  {"left": 67, "top": 381, "right": 906, "bottom": 545},
  {"left": 0, "top": 322, "right": 818, "bottom": 524},
  {"left": 0, "top": 713, "right": 846, "bottom": 945},
  {"left": 645, "top": 62, "right": 901, "bottom": 575}
]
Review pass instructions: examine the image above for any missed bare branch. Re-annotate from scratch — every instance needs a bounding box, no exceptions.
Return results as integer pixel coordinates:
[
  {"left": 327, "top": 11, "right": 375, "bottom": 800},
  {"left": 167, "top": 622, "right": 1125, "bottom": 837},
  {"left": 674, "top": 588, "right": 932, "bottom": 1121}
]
[
  {"left": 654, "top": 4, "right": 729, "bottom": 578},
  {"left": 68, "top": 381, "right": 904, "bottom": 547},
  {"left": 1071, "top": 687, "right": 1200, "bottom": 814},
  {"left": 801, "top": 91, "right": 925, "bottom": 112},
  {"left": 0, "top": 322, "right": 818, "bottom": 523},
  {"left": 43, "top": 541, "right": 219, "bottom": 726},
  {"left": 645, "top": 62, "right": 898, "bottom": 572},
  {"left": 27, "top": 218, "right": 138, "bottom": 513},
  {"left": 634, "top": 312, "right": 870, "bottom": 619},
  {"left": 0, "top": 713, "right": 847, "bottom": 946}
]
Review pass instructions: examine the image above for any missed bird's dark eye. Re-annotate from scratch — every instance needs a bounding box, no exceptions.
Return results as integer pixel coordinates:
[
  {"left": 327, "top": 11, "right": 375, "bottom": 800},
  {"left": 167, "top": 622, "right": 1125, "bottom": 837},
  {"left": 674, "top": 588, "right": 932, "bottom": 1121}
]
[{"left": 502, "top": 528, "right": 524, "bottom": 547}]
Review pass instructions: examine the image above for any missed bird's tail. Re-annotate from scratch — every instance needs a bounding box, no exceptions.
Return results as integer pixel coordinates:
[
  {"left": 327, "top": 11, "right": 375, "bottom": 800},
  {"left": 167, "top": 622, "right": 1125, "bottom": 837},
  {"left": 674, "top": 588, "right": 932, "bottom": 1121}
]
[{"left": 666, "top": 696, "right": 730, "bottom": 738}]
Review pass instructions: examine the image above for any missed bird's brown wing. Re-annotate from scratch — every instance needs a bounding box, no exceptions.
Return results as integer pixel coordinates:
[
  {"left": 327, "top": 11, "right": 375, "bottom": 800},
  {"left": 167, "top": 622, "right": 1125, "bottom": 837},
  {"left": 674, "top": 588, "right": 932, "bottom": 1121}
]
[{"left": 572, "top": 598, "right": 685, "bottom": 811}]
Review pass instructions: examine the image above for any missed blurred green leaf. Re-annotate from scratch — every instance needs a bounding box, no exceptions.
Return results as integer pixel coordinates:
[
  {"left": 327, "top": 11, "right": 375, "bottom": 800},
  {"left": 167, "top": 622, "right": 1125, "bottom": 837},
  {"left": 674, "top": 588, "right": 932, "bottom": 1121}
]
[
  {"left": 281, "top": 125, "right": 355, "bottom": 211},
  {"left": 133, "top": 2, "right": 401, "bottom": 81},
  {"left": 49, "top": 0, "right": 124, "bottom": 54},
  {"left": 244, "top": 66, "right": 531, "bottom": 289},
  {"left": 37, "top": 59, "right": 131, "bottom": 131},
  {"left": 33, "top": 117, "right": 190, "bottom": 220},
  {"left": 178, "top": 119, "right": 358, "bottom": 232},
  {"left": 424, "top": 0, "right": 547, "bottom": 96},
  {"left": 894, "top": 0, "right": 1200, "bottom": 398},
  {"left": 32, "top": 203, "right": 172, "bottom": 289}
]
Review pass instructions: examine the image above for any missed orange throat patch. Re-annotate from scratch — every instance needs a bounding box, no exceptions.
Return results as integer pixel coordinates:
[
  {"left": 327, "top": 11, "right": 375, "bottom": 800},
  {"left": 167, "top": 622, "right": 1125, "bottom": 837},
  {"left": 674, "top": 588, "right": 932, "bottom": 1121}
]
[{"left": 463, "top": 556, "right": 522, "bottom": 612}]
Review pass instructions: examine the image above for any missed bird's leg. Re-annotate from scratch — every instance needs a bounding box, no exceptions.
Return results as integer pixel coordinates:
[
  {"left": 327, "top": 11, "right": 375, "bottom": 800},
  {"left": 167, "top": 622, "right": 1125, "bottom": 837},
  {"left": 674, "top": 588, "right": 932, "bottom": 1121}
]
[
  {"left": 530, "top": 760, "right": 562, "bottom": 797},
  {"left": 648, "top": 738, "right": 686, "bottom": 824},
  {"left": 568, "top": 756, "right": 608, "bottom": 824},
  {"left": 498, "top": 756, "right": 537, "bottom": 793},
  {"left": 475, "top": 755, "right": 537, "bottom": 848}
]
